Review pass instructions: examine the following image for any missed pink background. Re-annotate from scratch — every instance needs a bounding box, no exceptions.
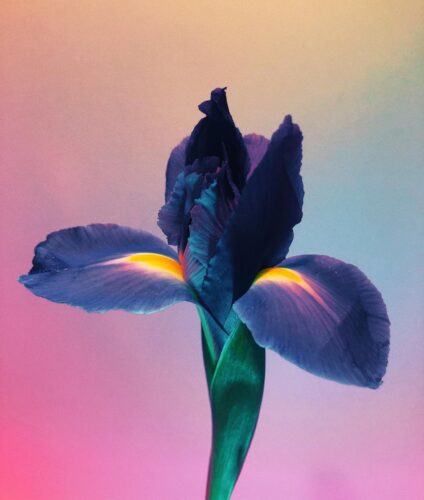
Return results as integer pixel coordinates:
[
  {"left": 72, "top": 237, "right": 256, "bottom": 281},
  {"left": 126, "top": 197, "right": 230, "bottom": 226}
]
[{"left": 1, "top": 2, "right": 423, "bottom": 498}]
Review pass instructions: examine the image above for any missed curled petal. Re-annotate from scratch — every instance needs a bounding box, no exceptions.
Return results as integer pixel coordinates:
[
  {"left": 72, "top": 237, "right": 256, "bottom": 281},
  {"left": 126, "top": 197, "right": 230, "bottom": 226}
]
[
  {"left": 165, "top": 137, "right": 189, "bottom": 202},
  {"left": 158, "top": 171, "right": 203, "bottom": 246},
  {"left": 19, "top": 224, "right": 195, "bottom": 314},
  {"left": 186, "top": 88, "right": 250, "bottom": 191},
  {"left": 184, "top": 170, "right": 238, "bottom": 291},
  {"left": 158, "top": 158, "right": 221, "bottom": 248},
  {"left": 234, "top": 255, "right": 390, "bottom": 388}
]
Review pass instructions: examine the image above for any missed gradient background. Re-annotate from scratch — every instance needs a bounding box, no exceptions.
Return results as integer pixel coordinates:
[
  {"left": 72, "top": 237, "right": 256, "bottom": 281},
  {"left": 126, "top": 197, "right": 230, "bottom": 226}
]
[{"left": 1, "top": 1, "right": 423, "bottom": 499}]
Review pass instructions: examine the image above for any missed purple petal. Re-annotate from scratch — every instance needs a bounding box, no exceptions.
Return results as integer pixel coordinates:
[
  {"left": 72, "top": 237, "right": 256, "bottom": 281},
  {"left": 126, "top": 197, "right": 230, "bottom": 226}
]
[
  {"left": 202, "top": 115, "right": 303, "bottom": 321},
  {"left": 165, "top": 137, "right": 189, "bottom": 202},
  {"left": 19, "top": 224, "right": 195, "bottom": 314},
  {"left": 244, "top": 133, "right": 270, "bottom": 176},
  {"left": 184, "top": 169, "right": 237, "bottom": 290},
  {"left": 186, "top": 88, "right": 250, "bottom": 191},
  {"left": 234, "top": 255, "right": 390, "bottom": 388}
]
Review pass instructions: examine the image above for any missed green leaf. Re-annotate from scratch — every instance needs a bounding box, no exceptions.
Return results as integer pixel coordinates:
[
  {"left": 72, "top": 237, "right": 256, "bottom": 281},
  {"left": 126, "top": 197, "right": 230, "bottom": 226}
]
[{"left": 201, "top": 314, "right": 265, "bottom": 499}]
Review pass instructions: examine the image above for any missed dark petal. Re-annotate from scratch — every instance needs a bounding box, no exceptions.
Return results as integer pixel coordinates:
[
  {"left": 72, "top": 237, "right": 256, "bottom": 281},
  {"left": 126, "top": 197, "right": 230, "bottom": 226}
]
[
  {"left": 157, "top": 172, "right": 204, "bottom": 246},
  {"left": 199, "top": 87, "right": 232, "bottom": 122},
  {"left": 202, "top": 115, "right": 303, "bottom": 320},
  {"left": 186, "top": 88, "right": 250, "bottom": 191},
  {"left": 186, "top": 156, "right": 221, "bottom": 175},
  {"left": 165, "top": 137, "right": 189, "bottom": 202},
  {"left": 159, "top": 155, "right": 223, "bottom": 248},
  {"left": 19, "top": 224, "right": 195, "bottom": 313},
  {"left": 183, "top": 169, "right": 237, "bottom": 290},
  {"left": 158, "top": 172, "right": 187, "bottom": 246},
  {"left": 244, "top": 133, "right": 270, "bottom": 176},
  {"left": 234, "top": 255, "right": 390, "bottom": 388}
]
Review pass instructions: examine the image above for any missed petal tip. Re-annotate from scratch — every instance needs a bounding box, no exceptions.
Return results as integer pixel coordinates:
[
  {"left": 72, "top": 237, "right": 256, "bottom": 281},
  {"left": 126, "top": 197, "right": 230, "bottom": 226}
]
[
  {"left": 368, "top": 377, "right": 384, "bottom": 390},
  {"left": 17, "top": 274, "right": 26, "bottom": 285}
]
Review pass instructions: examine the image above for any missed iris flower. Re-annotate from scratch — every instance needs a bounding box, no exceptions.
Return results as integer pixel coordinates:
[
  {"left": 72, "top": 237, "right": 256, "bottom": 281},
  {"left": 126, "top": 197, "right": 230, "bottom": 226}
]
[{"left": 19, "top": 88, "right": 390, "bottom": 499}]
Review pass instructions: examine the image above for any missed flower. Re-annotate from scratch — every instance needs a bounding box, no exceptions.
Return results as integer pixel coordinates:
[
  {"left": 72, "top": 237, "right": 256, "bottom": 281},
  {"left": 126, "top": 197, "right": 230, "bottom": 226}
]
[{"left": 19, "top": 88, "right": 390, "bottom": 499}]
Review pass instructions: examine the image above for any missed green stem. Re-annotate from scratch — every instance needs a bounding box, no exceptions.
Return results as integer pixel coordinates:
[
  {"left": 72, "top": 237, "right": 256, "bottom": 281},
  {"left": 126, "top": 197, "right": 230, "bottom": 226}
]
[
  {"left": 198, "top": 306, "right": 220, "bottom": 388},
  {"left": 200, "top": 314, "right": 265, "bottom": 500}
]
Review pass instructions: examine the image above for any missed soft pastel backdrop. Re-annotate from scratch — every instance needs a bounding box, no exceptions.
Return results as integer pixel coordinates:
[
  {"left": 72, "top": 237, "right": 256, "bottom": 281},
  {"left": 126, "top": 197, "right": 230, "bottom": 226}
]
[{"left": 1, "top": 1, "right": 423, "bottom": 499}]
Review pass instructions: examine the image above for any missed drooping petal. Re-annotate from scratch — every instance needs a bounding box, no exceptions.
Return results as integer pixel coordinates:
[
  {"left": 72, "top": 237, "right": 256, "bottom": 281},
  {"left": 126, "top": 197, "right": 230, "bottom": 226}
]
[
  {"left": 186, "top": 88, "right": 250, "bottom": 191},
  {"left": 244, "top": 133, "right": 269, "bottom": 176},
  {"left": 202, "top": 115, "right": 303, "bottom": 321},
  {"left": 233, "top": 255, "right": 390, "bottom": 388},
  {"left": 19, "top": 224, "right": 195, "bottom": 313}
]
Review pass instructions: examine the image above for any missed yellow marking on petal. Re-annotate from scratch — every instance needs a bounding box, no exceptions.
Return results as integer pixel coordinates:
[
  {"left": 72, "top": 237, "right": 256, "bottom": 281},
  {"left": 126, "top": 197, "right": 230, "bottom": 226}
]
[
  {"left": 122, "top": 253, "right": 185, "bottom": 281},
  {"left": 255, "top": 267, "right": 325, "bottom": 306}
]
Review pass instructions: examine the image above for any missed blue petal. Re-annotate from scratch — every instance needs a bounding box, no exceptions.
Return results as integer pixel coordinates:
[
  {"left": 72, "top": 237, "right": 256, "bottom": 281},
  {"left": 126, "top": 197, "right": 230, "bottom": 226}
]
[
  {"left": 202, "top": 115, "right": 303, "bottom": 320},
  {"left": 244, "top": 133, "right": 269, "bottom": 176},
  {"left": 183, "top": 169, "right": 237, "bottom": 291},
  {"left": 159, "top": 89, "right": 249, "bottom": 260},
  {"left": 234, "top": 255, "right": 390, "bottom": 388},
  {"left": 158, "top": 161, "right": 221, "bottom": 248},
  {"left": 186, "top": 88, "right": 250, "bottom": 191},
  {"left": 19, "top": 224, "right": 195, "bottom": 314},
  {"left": 158, "top": 171, "right": 203, "bottom": 246},
  {"left": 165, "top": 137, "right": 189, "bottom": 202}
]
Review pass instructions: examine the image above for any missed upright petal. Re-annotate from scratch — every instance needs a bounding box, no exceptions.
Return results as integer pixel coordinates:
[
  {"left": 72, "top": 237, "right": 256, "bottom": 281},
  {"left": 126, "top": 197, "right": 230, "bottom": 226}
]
[
  {"left": 165, "top": 137, "right": 189, "bottom": 202},
  {"left": 158, "top": 171, "right": 204, "bottom": 247},
  {"left": 244, "top": 133, "right": 269, "bottom": 176},
  {"left": 19, "top": 224, "right": 195, "bottom": 314},
  {"left": 202, "top": 115, "right": 303, "bottom": 320},
  {"left": 184, "top": 169, "right": 238, "bottom": 291},
  {"left": 159, "top": 89, "right": 249, "bottom": 263},
  {"left": 158, "top": 156, "right": 223, "bottom": 249},
  {"left": 186, "top": 88, "right": 250, "bottom": 191},
  {"left": 234, "top": 255, "right": 390, "bottom": 388}
]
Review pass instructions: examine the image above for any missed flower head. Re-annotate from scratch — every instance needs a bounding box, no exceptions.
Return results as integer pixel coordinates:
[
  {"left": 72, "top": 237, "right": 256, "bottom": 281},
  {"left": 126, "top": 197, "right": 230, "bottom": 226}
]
[{"left": 19, "top": 88, "right": 390, "bottom": 499}]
